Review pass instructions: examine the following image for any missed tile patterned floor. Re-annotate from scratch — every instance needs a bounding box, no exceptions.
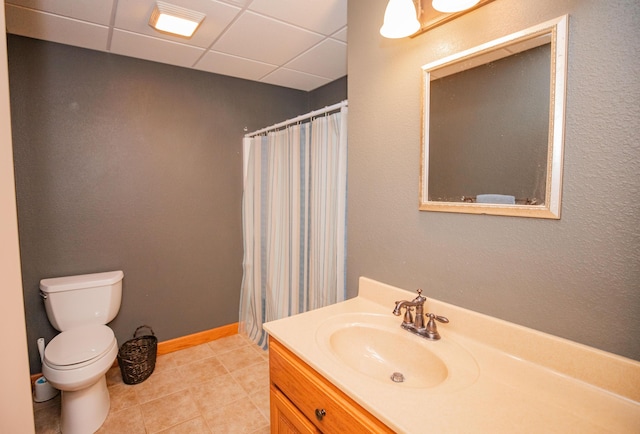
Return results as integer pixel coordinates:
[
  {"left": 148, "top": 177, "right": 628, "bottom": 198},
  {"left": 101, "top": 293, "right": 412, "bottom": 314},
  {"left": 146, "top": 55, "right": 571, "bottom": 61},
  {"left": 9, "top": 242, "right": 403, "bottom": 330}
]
[{"left": 33, "top": 334, "right": 270, "bottom": 434}]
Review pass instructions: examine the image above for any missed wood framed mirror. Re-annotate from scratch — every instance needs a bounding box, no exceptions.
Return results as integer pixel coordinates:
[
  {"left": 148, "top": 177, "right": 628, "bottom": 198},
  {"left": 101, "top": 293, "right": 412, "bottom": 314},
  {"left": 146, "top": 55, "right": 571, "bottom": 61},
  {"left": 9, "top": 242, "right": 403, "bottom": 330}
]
[{"left": 419, "top": 15, "right": 568, "bottom": 218}]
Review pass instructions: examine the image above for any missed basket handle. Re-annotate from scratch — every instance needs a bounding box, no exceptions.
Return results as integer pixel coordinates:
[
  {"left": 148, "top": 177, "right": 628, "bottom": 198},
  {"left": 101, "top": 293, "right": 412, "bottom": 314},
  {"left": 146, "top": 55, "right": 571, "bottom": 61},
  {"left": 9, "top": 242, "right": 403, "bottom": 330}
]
[{"left": 133, "top": 325, "right": 155, "bottom": 338}]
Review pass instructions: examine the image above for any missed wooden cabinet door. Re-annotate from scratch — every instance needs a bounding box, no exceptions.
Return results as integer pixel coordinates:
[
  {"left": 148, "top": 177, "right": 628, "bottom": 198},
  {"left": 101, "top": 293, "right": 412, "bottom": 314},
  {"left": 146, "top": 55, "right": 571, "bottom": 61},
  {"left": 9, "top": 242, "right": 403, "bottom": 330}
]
[{"left": 270, "top": 384, "right": 321, "bottom": 434}]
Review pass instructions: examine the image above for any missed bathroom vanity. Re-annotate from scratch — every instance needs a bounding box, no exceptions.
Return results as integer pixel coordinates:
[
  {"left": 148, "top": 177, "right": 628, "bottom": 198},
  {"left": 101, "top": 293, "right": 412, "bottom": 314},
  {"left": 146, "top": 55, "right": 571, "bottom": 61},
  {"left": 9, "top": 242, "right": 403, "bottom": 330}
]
[{"left": 264, "top": 277, "right": 640, "bottom": 433}]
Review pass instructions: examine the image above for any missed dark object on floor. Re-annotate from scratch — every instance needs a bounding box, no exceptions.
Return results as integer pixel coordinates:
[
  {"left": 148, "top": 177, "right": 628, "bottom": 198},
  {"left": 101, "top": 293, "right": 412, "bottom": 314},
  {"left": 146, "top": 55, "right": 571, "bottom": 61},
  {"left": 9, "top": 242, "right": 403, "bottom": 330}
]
[{"left": 117, "top": 325, "right": 157, "bottom": 385}]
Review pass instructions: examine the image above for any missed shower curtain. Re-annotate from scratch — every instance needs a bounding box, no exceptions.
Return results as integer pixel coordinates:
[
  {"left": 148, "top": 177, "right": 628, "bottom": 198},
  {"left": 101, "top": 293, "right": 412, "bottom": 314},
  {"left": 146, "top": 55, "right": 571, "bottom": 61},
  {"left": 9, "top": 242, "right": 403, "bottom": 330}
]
[{"left": 239, "top": 106, "right": 348, "bottom": 348}]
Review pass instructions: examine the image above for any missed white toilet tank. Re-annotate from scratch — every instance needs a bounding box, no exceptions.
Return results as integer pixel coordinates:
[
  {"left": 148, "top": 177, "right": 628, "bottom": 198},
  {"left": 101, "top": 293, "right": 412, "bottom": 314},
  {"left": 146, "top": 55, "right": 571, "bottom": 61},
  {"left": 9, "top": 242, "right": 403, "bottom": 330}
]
[{"left": 40, "top": 270, "right": 124, "bottom": 332}]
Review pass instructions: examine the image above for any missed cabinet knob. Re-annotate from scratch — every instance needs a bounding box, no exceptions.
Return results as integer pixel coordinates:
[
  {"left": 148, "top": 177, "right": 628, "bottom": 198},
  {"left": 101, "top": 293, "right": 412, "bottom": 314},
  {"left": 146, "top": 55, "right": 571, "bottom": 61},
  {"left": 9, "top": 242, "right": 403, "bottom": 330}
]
[{"left": 315, "top": 408, "right": 326, "bottom": 421}]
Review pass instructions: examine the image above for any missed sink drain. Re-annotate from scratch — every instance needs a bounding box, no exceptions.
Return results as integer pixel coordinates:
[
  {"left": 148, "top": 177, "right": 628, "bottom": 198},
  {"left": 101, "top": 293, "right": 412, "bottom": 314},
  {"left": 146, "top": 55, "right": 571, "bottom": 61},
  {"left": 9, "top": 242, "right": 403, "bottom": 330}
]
[{"left": 390, "top": 372, "right": 405, "bottom": 383}]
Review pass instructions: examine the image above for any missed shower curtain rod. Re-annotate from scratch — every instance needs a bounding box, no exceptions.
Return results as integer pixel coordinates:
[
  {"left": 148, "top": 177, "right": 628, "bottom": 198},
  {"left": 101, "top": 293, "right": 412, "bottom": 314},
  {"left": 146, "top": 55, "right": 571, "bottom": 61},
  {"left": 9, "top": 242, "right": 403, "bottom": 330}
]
[{"left": 244, "top": 99, "right": 347, "bottom": 138}]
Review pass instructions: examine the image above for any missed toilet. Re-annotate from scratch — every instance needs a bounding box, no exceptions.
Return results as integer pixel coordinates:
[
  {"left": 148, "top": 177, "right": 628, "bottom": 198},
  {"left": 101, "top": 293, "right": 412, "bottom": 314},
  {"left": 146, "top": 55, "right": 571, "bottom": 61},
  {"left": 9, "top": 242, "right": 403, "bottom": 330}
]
[{"left": 40, "top": 270, "right": 124, "bottom": 434}]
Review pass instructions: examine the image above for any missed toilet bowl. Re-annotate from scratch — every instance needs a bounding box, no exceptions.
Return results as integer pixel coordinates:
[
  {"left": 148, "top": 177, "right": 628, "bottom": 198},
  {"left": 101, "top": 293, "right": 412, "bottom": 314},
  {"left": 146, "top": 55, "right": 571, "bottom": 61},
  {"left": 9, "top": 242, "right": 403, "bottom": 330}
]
[{"left": 42, "top": 325, "right": 118, "bottom": 434}]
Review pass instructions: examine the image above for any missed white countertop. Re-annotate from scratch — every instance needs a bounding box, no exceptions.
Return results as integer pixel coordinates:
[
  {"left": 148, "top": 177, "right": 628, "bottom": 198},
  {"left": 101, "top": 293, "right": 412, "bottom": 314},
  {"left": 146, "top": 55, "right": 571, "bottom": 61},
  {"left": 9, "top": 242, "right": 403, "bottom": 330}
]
[{"left": 264, "top": 277, "right": 640, "bottom": 433}]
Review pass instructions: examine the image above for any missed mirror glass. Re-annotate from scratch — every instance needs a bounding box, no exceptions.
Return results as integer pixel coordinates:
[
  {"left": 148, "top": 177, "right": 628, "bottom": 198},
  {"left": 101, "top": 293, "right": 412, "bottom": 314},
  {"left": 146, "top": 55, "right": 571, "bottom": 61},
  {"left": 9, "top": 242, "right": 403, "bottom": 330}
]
[{"left": 420, "top": 16, "right": 568, "bottom": 218}]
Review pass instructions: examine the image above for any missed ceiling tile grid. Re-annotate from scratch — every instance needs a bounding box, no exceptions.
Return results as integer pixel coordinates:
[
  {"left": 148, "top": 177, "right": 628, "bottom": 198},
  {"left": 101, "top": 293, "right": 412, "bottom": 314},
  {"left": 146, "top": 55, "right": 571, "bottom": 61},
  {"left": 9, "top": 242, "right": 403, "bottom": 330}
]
[
  {"left": 4, "top": 0, "right": 347, "bottom": 91},
  {"left": 5, "top": 3, "right": 111, "bottom": 52}
]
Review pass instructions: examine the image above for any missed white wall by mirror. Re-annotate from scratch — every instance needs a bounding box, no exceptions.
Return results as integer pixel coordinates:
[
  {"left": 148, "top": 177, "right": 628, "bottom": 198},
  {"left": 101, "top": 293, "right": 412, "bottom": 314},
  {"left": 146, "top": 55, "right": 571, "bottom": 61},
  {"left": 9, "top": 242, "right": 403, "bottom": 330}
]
[{"left": 419, "top": 15, "right": 568, "bottom": 218}]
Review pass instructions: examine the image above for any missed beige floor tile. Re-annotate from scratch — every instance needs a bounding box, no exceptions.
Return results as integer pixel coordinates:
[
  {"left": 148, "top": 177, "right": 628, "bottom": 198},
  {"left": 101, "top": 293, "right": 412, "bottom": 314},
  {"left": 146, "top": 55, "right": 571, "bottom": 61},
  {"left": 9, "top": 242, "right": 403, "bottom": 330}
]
[
  {"left": 33, "top": 396, "right": 61, "bottom": 434},
  {"left": 140, "top": 389, "right": 200, "bottom": 433},
  {"left": 107, "top": 382, "right": 139, "bottom": 412},
  {"left": 170, "top": 344, "right": 215, "bottom": 367},
  {"left": 249, "top": 386, "right": 271, "bottom": 419},
  {"left": 231, "top": 360, "right": 270, "bottom": 393},
  {"left": 204, "top": 398, "right": 269, "bottom": 434},
  {"left": 216, "top": 346, "right": 266, "bottom": 373},
  {"left": 154, "top": 351, "right": 179, "bottom": 373},
  {"left": 96, "top": 406, "right": 146, "bottom": 434},
  {"left": 250, "top": 425, "right": 271, "bottom": 434},
  {"left": 259, "top": 349, "right": 269, "bottom": 361},
  {"left": 105, "top": 365, "right": 122, "bottom": 386},
  {"left": 191, "top": 373, "right": 248, "bottom": 415},
  {"left": 179, "top": 356, "right": 229, "bottom": 387},
  {"left": 133, "top": 367, "right": 188, "bottom": 403},
  {"left": 208, "top": 334, "right": 250, "bottom": 354},
  {"left": 250, "top": 343, "right": 269, "bottom": 361},
  {"left": 157, "top": 416, "right": 212, "bottom": 434}
]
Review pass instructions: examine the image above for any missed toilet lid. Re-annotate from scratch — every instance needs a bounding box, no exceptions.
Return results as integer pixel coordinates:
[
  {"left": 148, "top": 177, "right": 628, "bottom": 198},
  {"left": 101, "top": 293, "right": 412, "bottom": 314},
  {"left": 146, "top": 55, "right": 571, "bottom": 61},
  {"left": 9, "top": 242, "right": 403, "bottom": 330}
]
[{"left": 44, "top": 325, "right": 115, "bottom": 367}]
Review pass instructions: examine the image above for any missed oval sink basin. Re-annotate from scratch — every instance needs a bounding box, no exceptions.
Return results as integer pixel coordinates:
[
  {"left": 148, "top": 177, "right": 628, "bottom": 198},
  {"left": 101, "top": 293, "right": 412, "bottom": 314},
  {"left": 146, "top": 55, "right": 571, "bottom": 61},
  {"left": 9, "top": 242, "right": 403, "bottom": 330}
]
[
  {"left": 329, "top": 324, "right": 448, "bottom": 388},
  {"left": 316, "top": 313, "right": 479, "bottom": 391}
]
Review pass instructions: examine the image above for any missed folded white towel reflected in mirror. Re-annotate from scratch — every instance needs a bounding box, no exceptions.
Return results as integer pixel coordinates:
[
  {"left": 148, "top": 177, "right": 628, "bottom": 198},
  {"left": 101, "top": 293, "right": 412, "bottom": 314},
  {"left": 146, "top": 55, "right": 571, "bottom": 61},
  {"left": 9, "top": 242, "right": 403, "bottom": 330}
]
[{"left": 477, "top": 194, "right": 516, "bottom": 204}]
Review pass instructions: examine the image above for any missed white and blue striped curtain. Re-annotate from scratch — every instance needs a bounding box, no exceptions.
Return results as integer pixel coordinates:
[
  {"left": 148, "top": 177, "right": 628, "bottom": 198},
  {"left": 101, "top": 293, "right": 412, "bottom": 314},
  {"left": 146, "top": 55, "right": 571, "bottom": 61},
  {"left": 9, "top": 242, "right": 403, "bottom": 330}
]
[{"left": 239, "top": 106, "right": 348, "bottom": 348}]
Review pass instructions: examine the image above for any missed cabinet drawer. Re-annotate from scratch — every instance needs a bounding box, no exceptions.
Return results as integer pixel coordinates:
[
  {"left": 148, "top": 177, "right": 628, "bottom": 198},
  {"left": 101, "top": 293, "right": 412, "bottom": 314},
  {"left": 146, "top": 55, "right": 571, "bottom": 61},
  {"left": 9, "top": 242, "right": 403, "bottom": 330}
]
[{"left": 269, "top": 338, "right": 393, "bottom": 434}]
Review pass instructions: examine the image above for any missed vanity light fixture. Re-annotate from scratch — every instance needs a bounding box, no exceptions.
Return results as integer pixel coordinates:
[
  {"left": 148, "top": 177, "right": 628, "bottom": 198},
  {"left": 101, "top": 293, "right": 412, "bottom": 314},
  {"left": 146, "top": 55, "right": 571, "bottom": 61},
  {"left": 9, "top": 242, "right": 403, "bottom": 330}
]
[
  {"left": 380, "top": 0, "right": 421, "bottom": 39},
  {"left": 431, "top": 0, "right": 480, "bottom": 13},
  {"left": 380, "top": 0, "right": 487, "bottom": 38},
  {"left": 149, "top": 1, "right": 205, "bottom": 38}
]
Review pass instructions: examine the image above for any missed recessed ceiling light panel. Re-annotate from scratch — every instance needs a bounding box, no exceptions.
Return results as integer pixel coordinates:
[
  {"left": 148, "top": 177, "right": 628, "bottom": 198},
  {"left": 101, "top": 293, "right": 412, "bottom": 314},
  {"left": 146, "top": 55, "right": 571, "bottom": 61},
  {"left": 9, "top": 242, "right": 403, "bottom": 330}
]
[{"left": 149, "top": 1, "right": 206, "bottom": 38}]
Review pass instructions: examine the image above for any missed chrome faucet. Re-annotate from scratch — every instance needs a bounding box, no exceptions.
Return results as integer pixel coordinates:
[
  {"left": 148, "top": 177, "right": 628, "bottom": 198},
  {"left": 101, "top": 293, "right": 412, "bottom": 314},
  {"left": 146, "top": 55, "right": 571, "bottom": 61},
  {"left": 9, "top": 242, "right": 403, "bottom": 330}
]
[
  {"left": 393, "top": 289, "right": 427, "bottom": 329},
  {"left": 392, "top": 289, "right": 449, "bottom": 340}
]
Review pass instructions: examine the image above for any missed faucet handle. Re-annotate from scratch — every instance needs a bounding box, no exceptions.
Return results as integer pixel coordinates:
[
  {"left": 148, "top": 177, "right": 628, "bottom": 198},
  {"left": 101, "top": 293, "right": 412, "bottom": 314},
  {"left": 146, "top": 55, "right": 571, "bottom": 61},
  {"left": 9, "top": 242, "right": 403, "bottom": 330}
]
[
  {"left": 412, "top": 288, "right": 426, "bottom": 303},
  {"left": 402, "top": 306, "right": 414, "bottom": 325},
  {"left": 427, "top": 313, "right": 449, "bottom": 324},
  {"left": 425, "top": 313, "right": 449, "bottom": 340}
]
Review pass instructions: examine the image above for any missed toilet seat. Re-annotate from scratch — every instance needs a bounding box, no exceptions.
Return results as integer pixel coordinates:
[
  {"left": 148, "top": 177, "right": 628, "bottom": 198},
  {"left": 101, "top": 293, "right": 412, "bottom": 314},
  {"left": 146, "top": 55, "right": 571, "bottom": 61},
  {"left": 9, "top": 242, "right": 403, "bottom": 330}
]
[{"left": 44, "top": 325, "right": 115, "bottom": 370}]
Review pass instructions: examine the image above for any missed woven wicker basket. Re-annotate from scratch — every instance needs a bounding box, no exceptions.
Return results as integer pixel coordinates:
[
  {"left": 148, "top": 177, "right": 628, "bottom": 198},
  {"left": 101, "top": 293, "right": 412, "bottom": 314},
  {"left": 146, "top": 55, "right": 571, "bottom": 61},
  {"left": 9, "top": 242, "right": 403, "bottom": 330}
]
[{"left": 117, "top": 325, "right": 157, "bottom": 385}]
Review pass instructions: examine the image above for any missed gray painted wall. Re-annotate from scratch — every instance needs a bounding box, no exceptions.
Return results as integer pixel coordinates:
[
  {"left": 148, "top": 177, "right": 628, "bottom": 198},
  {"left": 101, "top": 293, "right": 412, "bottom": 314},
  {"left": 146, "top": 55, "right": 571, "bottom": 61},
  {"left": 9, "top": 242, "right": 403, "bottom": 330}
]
[
  {"left": 308, "top": 76, "right": 347, "bottom": 111},
  {"left": 347, "top": 0, "right": 640, "bottom": 361},
  {"left": 8, "top": 35, "right": 346, "bottom": 374}
]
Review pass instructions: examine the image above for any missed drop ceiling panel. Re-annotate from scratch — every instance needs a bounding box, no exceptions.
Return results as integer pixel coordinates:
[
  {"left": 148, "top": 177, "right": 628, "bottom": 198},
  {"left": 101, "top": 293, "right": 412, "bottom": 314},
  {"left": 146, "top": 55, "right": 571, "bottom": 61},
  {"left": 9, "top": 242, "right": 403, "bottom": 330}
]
[
  {"left": 114, "top": 0, "right": 241, "bottom": 49},
  {"left": 210, "top": 11, "right": 324, "bottom": 66},
  {"left": 248, "top": 0, "right": 347, "bottom": 35},
  {"left": 4, "top": 0, "right": 348, "bottom": 91},
  {"left": 111, "top": 29, "right": 205, "bottom": 68},
  {"left": 195, "top": 51, "right": 277, "bottom": 81},
  {"left": 285, "top": 39, "right": 347, "bottom": 80},
  {"left": 6, "top": 0, "right": 114, "bottom": 25},
  {"left": 5, "top": 4, "right": 110, "bottom": 52},
  {"left": 332, "top": 27, "right": 347, "bottom": 42},
  {"left": 220, "top": 0, "right": 253, "bottom": 6},
  {"left": 261, "top": 69, "right": 331, "bottom": 92}
]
